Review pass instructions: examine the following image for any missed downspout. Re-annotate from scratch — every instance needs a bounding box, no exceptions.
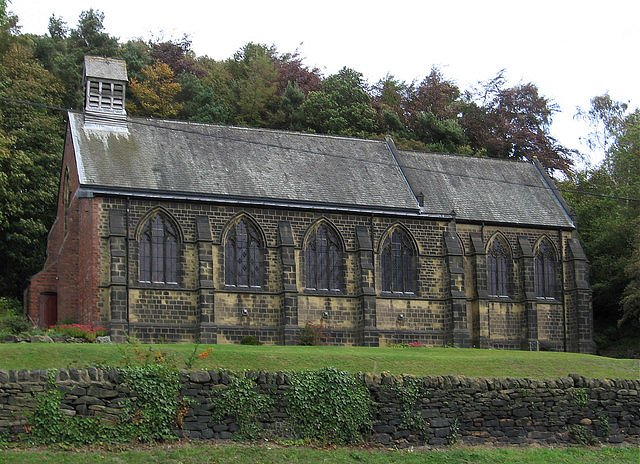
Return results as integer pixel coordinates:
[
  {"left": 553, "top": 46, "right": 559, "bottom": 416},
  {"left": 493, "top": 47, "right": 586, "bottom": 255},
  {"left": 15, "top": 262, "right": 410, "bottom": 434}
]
[{"left": 125, "top": 196, "right": 131, "bottom": 337}]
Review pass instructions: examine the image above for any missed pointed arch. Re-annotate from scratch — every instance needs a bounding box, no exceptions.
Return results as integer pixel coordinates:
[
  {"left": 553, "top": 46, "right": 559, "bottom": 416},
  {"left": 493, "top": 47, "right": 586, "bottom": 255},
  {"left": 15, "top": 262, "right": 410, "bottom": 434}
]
[
  {"left": 223, "top": 213, "right": 265, "bottom": 288},
  {"left": 534, "top": 236, "right": 558, "bottom": 298},
  {"left": 486, "top": 232, "right": 512, "bottom": 297},
  {"left": 379, "top": 224, "right": 417, "bottom": 294},
  {"left": 137, "top": 208, "right": 182, "bottom": 284},
  {"left": 303, "top": 219, "right": 344, "bottom": 291}
]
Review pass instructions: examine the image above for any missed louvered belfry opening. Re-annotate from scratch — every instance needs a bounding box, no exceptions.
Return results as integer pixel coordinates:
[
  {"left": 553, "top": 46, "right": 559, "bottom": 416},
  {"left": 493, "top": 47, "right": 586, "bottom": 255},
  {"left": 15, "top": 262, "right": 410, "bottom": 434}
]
[{"left": 83, "top": 56, "right": 128, "bottom": 127}]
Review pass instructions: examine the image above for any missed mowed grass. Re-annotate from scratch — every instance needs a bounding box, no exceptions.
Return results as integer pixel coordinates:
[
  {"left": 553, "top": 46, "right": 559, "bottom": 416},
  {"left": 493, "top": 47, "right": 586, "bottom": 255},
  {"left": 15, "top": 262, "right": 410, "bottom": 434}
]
[
  {"left": 0, "top": 443, "right": 638, "bottom": 464},
  {"left": 0, "top": 343, "right": 637, "bottom": 379}
]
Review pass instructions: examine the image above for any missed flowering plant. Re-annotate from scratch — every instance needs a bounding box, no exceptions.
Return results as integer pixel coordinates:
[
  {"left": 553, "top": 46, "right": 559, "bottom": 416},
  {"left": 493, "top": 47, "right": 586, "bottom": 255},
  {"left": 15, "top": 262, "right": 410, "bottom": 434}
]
[{"left": 48, "top": 323, "right": 108, "bottom": 342}]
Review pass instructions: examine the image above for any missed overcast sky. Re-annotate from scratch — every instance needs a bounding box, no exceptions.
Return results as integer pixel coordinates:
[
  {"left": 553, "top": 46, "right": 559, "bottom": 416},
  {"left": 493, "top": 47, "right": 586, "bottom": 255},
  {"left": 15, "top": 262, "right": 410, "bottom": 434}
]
[{"left": 9, "top": 0, "right": 640, "bottom": 166}]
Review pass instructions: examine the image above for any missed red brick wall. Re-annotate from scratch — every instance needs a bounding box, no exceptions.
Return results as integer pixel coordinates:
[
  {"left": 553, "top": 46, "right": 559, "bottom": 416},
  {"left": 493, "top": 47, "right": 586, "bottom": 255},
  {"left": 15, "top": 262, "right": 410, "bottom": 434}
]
[{"left": 25, "top": 125, "right": 101, "bottom": 326}]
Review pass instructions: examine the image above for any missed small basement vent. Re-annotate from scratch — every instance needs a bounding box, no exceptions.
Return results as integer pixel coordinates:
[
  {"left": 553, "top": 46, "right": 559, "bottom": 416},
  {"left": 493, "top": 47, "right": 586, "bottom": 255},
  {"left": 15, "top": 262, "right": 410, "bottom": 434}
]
[{"left": 83, "top": 56, "right": 128, "bottom": 129}]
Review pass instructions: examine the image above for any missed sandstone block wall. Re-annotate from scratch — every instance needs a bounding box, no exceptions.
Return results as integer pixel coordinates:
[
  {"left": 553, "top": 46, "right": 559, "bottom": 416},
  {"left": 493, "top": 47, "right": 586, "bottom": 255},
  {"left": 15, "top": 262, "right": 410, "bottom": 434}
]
[{"left": 0, "top": 369, "right": 637, "bottom": 446}]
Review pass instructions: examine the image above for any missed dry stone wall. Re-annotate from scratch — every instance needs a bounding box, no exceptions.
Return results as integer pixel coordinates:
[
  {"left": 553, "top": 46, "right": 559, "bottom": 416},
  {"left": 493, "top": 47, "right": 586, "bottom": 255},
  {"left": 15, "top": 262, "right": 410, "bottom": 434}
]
[{"left": 0, "top": 369, "right": 637, "bottom": 446}]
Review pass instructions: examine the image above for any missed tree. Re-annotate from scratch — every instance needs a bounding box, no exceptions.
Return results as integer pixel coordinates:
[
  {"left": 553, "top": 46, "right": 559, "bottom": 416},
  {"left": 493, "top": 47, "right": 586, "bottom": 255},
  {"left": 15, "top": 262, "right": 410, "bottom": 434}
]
[
  {"left": 372, "top": 74, "right": 410, "bottom": 136},
  {"left": 0, "top": 41, "right": 64, "bottom": 298},
  {"left": 300, "top": 67, "right": 377, "bottom": 137},
  {"left": 462, "top": 71, "right": 574, "bottom": 174},
  {"left": 563, "top": 98, "right": 640, "bottom": 331},
  {"left": 32, "top": 9, "right": 119, "bottom": 109},
  {"left": 228, "top": 43, "right": 280, "bottom": 127},
  {"left": 128, "top": 61, "right": 182, "bottom": 118},
  {"left": 149, "top": 36, "right": 202, "bottom": 77},
  {"left": 274, "top": 49, "right": 321, "bottom": 95},
  {"left": 177, "top": 72, "right": 232, "bottom": 124},
  {"left": 576, "top": 93, "right": 628, "bottom": 164}
]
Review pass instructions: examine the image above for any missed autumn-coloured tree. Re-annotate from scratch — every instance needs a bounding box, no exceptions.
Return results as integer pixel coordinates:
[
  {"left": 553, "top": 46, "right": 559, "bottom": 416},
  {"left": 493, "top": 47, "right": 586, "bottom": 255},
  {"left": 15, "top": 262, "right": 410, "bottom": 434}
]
[
  {"left": 128, "top": 61, "right": 182, "bottom": 118},
  {"left": 462, "top": 71, "right": 573, "bottom": 174}
]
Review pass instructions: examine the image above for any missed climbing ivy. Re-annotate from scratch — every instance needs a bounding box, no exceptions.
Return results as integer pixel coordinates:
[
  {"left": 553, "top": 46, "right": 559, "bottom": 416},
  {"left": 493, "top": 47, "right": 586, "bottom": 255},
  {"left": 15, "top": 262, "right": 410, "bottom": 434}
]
[
  {"left": 211, "top": 372, "right": 273, "bottom": 439},
  {"left": 29, "top": 365, "right": 185, "bottom": 445},
  {"left": 383, "top": 375, "right": 428, "bottom": 438},
  {"left": 286, "top": 367, "right": 372, "bottom": 444}
]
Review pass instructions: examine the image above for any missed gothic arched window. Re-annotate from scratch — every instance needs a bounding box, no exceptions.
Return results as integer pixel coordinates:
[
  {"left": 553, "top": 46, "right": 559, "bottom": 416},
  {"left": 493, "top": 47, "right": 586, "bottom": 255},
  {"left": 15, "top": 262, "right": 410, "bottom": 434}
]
[
  {"left": 535, "top": 239, "right": 557, "bottom": 298},
  {"left": 487, "top": 237, "right": 510, "bottom": 297},
  {"left": 381, "top": 228, "right": 416, "bottom": 293},
  {"left": 305, "top": 224, "right": 343, "bottom": 291},
  {"left": 139, "top": 213, "right": 178, "bottom": 284},
  {"left": 225, "top": 219, "right": 264, "bottom": 287}
]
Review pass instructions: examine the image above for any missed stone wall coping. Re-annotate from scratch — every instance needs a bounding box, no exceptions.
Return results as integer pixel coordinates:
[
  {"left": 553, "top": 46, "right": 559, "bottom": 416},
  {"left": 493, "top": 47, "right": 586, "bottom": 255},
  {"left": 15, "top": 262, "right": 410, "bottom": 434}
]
[{"left": 1, "top": 368, "right": 638, "bottom": 390}]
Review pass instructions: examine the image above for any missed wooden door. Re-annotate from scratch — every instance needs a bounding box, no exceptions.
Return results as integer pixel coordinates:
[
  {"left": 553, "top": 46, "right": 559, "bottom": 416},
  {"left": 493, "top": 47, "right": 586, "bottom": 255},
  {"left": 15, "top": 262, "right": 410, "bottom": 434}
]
[{"left": 38, "top": 293, "right": 57, "bottom": 328}]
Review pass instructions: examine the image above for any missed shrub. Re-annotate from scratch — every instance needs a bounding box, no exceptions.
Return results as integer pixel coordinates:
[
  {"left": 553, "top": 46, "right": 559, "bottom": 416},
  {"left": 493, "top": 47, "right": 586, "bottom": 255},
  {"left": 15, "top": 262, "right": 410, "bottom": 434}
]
[
  {"left": 0, "top": 297, "right": 21, "bottom": 315},
  {"left": 2, "top": 313, "right": 31, "bottom": 335},
  {"left": 0, "top": 298, "right": 31, "bottom": 336},
  {"left": 298, "top": 321, "right": 326, "bottom": 346},
  {"left": 240, "top": 335, "right": 262, "bottom": 345},
  {"left": 48, "top": 324, "right": 108, "bottom": 342}
]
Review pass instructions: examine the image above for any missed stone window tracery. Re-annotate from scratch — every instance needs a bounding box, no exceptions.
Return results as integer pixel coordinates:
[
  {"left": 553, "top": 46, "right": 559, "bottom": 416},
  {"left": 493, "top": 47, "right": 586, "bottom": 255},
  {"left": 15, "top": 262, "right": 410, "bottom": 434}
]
[
  {"left": 139, "top": 213, "right": 178, "bottom": 284},
  {"left": 305, "top": 224, "right": 343, "bottom": 291},
  {"left": 225, "top": 219, "right": 264, "bottom": 287},
  {"left": 487, "top": 237, "right": 510, "bottom": 297},
  {"left": 381, "top": 228, "right": 416, "bottom": 293},
  {"left": 535, "top": 239, "right": 557, "bottom": 298}
]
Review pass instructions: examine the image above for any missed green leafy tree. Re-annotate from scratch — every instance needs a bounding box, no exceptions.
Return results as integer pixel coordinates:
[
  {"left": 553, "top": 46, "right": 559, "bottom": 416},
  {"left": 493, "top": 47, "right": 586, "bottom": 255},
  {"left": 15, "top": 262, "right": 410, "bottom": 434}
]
[
  {"left": 563, "top": 98, "right": 640, "bottom": 331},
  {"left": 279, "top": 81, "right": 306, "bottom": 130},
  {"left": 301, "top": 67, "right": 377, "bottom": 137},
  {"left": 118, "top": 39, "right": 153, "bottom": 82},
  {"left": 177, "top": 72, "right": 232, "bottom": 124},
  {"left": 372, "top": 74, "right": 410, "bottom": 137},
  {"left": 407, "top": 68, "right": 468, "bottom": 152},
  {"left": 0, "top": 41, "right": 64, "bottom": 297},
  {"left": 228, "top": 43, "right": 279, "bottom": 127}
]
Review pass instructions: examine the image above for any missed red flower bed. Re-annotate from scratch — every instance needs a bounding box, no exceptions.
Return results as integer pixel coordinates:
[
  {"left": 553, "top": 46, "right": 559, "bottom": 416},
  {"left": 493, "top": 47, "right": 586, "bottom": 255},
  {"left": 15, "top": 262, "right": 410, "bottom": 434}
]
[{"left": 48, "top": 323, "right": 108, "bottom": 342}]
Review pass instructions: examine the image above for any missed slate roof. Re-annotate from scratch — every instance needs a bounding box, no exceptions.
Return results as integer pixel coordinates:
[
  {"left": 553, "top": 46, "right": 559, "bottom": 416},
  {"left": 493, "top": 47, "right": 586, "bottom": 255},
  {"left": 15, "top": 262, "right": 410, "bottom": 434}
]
[
  {"left": 68, "top": 112, "right": 420, "bottom": 212},
  {"left": 395, "top": 150, "right": 575, "bottom": 228},
  {"left": 68, "top": 112, "right": 574, "bottom": 228},
  {"left": 84, "top": 56, "right": 128, "bottom": 81}
]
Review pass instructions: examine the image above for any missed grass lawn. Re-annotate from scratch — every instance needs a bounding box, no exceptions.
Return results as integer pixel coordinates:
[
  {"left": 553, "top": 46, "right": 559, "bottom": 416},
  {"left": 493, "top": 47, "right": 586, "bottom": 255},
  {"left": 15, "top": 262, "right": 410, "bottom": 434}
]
[
  {"left": 0, "top": 343, "right": 637, "bottom": 379},
  {"left": 0, "top": 443, "right": 638, "bottom": 464}
]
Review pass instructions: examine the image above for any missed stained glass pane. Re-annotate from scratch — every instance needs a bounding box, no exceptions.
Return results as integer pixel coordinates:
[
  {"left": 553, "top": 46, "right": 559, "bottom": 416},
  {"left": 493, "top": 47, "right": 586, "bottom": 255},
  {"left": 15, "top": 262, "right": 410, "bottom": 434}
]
[
  {"left": 151, "top": 216, "right": 164, "bottom": 283},
  {"left": 140, "top": 228, "right": 151, "bottom": 281},
  {"left": 381, "top": 230, "right": 415, "bottom": 293}
]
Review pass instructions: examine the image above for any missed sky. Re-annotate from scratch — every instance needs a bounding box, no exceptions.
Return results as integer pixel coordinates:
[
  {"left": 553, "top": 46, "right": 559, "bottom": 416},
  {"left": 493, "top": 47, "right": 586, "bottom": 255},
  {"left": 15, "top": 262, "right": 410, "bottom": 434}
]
[{"left": 9, "top": 0, "right": 640, "bottom": 167}]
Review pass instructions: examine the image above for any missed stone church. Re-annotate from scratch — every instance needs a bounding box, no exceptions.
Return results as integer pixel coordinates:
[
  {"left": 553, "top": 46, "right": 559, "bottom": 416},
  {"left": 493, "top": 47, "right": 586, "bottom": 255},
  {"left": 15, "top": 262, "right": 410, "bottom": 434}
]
[{"left": 25, "top": 56, "right": 594, "bottom": 352}]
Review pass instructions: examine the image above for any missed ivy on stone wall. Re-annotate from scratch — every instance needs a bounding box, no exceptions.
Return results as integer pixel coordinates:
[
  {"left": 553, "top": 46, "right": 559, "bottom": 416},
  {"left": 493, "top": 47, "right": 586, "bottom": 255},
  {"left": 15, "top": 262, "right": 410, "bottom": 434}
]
[
  {"left": 286, "top": 367, "right": 372, "bottom": 444},
  {"left": 29, "top": 365, "right": 184, "bottom": 445},
  {"left": 210, "top": 371, "right": 273, "bottom": 439}
]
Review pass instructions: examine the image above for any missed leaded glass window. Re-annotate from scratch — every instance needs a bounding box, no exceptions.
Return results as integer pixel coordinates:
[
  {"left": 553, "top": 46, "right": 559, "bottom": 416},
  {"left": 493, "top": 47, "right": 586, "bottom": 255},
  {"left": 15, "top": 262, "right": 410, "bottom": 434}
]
[
  {"left": 535, "top": 240, "right": 557, "bottom": 298},
  {"left": 225, "top": 219, "right": 263, "bottom": 287},
  {"left": 381, "top": 229, "right": 415, "bottom": 293},
  {"left": 305, "top": 224, "right": 343, "bottom": 291},
  {"left": 139, "top": 214, "right": 178, "bottom": 284},
  {"left": 487, "top": 238, "right": 510, "bottom": 296}
]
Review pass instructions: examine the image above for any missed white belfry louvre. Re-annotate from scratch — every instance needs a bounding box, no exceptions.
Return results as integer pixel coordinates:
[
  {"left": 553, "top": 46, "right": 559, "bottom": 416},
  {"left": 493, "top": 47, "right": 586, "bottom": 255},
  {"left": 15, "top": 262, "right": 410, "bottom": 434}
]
[
  {"left": 87, "top": 80, "right": 125, "bottom": 112},
  {"left": 83, "top": 56, "right": 128, "bottom": 129}
]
